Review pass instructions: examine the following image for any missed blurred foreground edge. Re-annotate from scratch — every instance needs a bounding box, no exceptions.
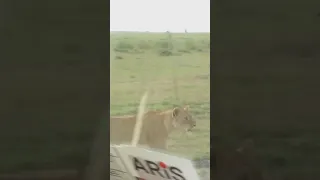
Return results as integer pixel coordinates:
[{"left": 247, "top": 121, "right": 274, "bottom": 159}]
[{"left": 0, "top": 0, "right": 109, "bottom": 179}]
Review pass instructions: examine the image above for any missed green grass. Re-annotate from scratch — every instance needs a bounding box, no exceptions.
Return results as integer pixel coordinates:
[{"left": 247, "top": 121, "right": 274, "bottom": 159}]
[
  {"left": 110, "top": 32, "right": 210, "bottom": 178},
  {"left": 0, "top": 32, "right": 209, "bottom": 178}
]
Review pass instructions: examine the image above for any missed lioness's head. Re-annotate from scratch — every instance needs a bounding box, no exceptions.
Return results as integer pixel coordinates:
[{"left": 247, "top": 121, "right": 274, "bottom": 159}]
[{"left": 172, "top": 105, "right": 196, "bottom": 131}]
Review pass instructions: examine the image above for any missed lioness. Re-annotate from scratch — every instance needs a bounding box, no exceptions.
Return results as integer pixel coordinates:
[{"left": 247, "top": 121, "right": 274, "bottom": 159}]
[{"left": 110, "top": 105, "right": 196, "bottom": 150}]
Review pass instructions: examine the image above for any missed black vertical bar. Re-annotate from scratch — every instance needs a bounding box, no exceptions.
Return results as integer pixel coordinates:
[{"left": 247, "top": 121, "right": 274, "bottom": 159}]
[
  {"left": 0, "top": 0, "right": 109, "bottom": 179},
  {"left": 212, "top": 0, "right": 320, "bottom": 179}
]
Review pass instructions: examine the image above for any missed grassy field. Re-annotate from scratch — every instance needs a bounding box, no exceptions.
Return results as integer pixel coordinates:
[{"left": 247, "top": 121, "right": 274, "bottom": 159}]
[
  {"left": 0, "top": 31, "right": 210, "bottom": 178},
  {"left": 110, "top": 32, "right": 211, "bottom": 178}
]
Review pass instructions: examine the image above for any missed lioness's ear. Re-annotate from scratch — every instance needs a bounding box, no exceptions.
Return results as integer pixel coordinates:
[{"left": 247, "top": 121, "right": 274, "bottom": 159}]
[
  {"left": 172, "top": 107, "right": 180, "bottom": 117},
  {"left": 183, "top": 105, "right": 190, "bottom": 111}
]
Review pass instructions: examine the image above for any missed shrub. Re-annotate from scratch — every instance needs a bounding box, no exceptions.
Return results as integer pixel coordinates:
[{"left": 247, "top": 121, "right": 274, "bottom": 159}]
[
  {"left": 114, "top": 40, "right": 135, "bottom": 52},
  {"left": 137, "top": 40, "right": 153, "bottom": 50},
  {"left": 110, "top": 33, "right": 210, "bottom": 56},
  {"left": 184, "top": 39, "right": 198, "bottom": 51},
  {"left": 154, "top": 39, "right": 173, "bottom": 50}
]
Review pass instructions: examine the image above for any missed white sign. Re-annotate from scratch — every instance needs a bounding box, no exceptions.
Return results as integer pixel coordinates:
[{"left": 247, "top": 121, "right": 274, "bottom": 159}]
[{"left": 110, "top": 145, "right": 200, "bottom": 180}]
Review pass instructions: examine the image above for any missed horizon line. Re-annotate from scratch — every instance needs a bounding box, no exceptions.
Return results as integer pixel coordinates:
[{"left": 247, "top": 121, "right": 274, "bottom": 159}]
[{"left": 110, "top": 31, "right": 210, "bottom": 33}]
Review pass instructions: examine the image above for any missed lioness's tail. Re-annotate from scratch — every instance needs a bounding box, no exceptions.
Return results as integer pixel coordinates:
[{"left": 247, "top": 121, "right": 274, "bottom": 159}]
[{"left": 131, "top": 91, "right": 149, "bottom": 146}]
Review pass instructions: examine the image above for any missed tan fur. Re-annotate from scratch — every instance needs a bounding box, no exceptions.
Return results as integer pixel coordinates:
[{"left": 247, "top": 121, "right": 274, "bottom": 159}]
[{"left": 110, "top": 105, "right": 196, "bottom": 150}]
